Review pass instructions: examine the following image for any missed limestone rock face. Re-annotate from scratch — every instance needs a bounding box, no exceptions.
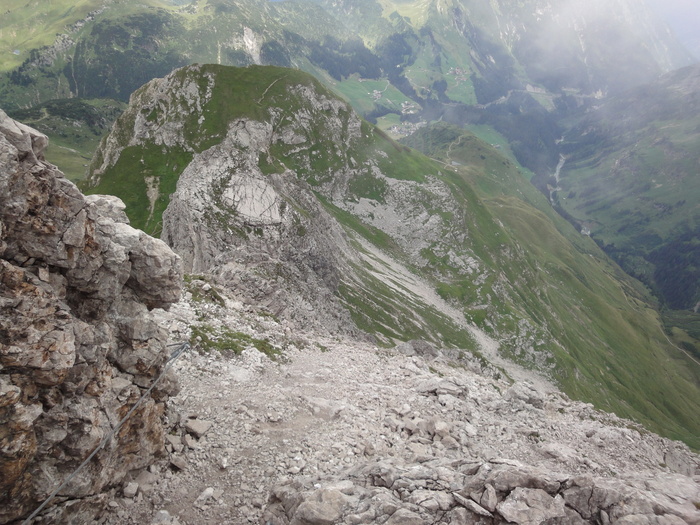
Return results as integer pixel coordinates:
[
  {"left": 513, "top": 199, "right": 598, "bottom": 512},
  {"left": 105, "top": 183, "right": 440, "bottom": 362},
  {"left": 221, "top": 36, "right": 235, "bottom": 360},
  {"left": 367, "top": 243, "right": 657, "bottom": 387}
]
[
  {"left": 84, "top": 65, "right": 700, "bottom": 449},
  {"left": 85, "top": 65, "right": 367, "bottom": 335},
  {"left": 137, "top": 71, "right": 366, "bottom": 334},
  {"left": 161, "top": 135, "right": 360, "bottom": 333},
  {"left": 0, "top": 109, "right": 182, "bottom": 524}
]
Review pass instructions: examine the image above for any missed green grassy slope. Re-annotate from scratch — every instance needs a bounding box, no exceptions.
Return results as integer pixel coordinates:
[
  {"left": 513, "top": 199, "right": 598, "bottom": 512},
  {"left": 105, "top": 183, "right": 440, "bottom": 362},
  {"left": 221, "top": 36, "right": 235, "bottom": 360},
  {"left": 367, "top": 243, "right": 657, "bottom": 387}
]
[
  {"left": 403, "top": 123, "right": 700, "bottom": 448},
  {"left": 0, "top": 0, "right": 103, "bottom": 71},
  {"left": 554, "top": 64, "right": 700, "bottom": 311}
]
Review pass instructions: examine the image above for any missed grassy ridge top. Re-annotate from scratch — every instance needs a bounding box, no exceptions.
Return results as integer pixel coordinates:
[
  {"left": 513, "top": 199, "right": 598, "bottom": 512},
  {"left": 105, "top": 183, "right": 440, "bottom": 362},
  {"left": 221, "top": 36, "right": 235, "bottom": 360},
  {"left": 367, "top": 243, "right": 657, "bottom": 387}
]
[{"left": 86, "top": 64, "right": 441, "bottom": 234}]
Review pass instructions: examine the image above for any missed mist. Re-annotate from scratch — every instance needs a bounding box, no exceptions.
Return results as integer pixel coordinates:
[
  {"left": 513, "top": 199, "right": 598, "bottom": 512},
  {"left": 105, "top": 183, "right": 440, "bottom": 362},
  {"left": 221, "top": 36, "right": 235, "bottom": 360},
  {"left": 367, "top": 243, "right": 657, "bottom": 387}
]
[
  {"left": 497, "top": 0, "right": 693, "bottom": 96},
  {"left": 646, "top": 0, "right": 700, "bottom": 60}
]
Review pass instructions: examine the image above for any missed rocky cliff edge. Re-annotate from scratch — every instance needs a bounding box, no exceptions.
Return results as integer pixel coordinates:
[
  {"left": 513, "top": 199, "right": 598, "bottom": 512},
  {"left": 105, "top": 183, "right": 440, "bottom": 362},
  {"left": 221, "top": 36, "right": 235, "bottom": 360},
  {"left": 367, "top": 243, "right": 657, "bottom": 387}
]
[{"left": 0, "top": 109, "right": 182, "bottom": 523}]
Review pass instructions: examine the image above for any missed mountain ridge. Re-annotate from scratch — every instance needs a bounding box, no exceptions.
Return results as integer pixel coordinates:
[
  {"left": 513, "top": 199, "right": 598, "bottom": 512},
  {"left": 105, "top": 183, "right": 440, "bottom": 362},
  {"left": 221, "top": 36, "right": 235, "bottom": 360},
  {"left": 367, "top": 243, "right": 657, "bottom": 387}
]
[
  {"left": 85, "top": 63, "right": 700, "bottom": 449},
  {"left": 2, "top": 66, "right": 700, "bottom": 523}
]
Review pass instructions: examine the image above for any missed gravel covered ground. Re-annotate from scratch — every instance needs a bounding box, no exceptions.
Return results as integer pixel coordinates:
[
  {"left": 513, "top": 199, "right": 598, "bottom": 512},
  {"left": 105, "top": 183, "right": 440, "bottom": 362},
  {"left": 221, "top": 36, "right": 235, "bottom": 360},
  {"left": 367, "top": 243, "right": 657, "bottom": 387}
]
[{"left": 100, "top": 293, "right": 700, "bottom": 525}]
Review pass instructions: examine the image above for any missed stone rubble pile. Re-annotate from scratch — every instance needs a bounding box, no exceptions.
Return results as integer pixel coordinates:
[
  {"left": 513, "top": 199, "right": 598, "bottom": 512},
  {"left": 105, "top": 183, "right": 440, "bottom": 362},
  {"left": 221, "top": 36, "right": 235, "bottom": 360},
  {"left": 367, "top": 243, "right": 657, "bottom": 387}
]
[
  {"left": 264, "top": 456, "right": 699, "bottom": 525},
  {"left": 101, "top": 285, "right": 700, "bottom": 525}
]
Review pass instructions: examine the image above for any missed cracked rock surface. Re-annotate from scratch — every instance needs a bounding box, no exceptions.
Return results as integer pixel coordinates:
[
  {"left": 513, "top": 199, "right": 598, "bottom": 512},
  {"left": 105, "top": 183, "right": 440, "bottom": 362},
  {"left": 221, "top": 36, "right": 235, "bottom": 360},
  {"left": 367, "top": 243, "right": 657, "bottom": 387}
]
[{"left": 0, "top": 109, "right": 182, "bottom": 524}]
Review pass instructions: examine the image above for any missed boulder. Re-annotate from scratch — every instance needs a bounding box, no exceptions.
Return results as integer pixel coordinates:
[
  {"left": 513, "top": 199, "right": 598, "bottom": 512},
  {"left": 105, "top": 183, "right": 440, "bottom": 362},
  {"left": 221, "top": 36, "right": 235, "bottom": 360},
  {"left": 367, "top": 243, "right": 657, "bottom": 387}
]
[
  {"left": 480, "top": 483, "right": 498, "bottom": 512},
  {"left": 185, "top": 419, "right": 213, "bottom": 439},
  {"left": 408, "top": 489, "right": 454, "bottom": 511},
  {"left": 495, "top": 487, "right": 566, "bottom": 525},
  {"left": 486, "top": 465, "right": 561, "bottom": 494},
  {"left": 561, "top": 478, "right": 624, "bottom": 520},
  {"left": 384, "top": 508, "right": 427, "bottom": 525},
  {"left": 454, "top": 492, "right": 493, "bottom": 517},
  {"left": 504, "top": 382, "right": 545, "bottom": 409},
  {"left": 290, "top": 488, "right": 349, "bottom": 525}
]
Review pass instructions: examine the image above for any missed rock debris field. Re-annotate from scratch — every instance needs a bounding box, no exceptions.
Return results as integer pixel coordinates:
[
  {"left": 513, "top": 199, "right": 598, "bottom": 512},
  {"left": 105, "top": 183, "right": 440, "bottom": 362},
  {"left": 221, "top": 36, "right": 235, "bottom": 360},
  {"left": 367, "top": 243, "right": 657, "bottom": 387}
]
[{"left": 102, "top": 292, "right": 700, "bottom": 525}]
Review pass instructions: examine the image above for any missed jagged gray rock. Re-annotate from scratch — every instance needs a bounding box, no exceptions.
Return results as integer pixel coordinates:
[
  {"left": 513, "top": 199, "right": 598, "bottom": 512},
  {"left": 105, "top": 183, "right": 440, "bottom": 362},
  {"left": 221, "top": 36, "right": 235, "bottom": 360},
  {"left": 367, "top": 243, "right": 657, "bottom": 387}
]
[
  {"left": 0, "top": 109, "right": 182, "bottom": 524},
  {"left": 496, "top": 487, "right": 567, "bottom": 524},
  {"left": 262, "top": 455, "right": 700, "bottom": 525},
  {"left": 291, "top": 488, "right": 349, "bottom": 525}
]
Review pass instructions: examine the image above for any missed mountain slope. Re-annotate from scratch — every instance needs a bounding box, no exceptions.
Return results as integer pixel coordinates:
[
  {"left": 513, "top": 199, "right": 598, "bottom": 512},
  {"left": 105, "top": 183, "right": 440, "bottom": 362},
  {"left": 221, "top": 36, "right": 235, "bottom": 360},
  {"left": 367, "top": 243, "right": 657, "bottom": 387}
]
[
  {"left": 85, "top": 64, "right": 700, "bottom": 448},
  {"left": 402, "top": 123, "right": 700, "bottom": 446},
  {"left": 552, "top": 63, "right": 700, "bottom": 313},
  {"left": 1, "top": 0, "right": 691, "bottom": 118},
  {"left": 96, "top": 298, "right": 700, "bottom": 524}
]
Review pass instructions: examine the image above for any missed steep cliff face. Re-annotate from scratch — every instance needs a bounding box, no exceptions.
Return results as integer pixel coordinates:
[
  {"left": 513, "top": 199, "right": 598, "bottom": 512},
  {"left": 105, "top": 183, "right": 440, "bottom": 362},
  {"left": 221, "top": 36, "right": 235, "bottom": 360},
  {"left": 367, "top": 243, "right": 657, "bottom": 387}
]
[
  {"left": 0, "top": 109, "right": 182, "bottom": 524},
  {"left": 162, "top": 135, "right": 362, "bottom": 333}
]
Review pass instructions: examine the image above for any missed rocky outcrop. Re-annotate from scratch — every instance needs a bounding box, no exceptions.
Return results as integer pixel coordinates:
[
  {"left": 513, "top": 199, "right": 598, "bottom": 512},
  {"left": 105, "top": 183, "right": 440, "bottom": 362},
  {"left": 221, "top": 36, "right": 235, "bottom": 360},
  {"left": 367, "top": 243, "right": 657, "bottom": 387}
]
[
  {"left": 0, "top": 109, "right": 182, "bottom": 524},
  {"left": 92, "top": 65, "right": 366, "bottom": 334},
  {"left": 160, "top": 125, "right": 362, "bottom": 334},
  {"left": 264, "top": 457, "right": 700, "bottom": 524}
]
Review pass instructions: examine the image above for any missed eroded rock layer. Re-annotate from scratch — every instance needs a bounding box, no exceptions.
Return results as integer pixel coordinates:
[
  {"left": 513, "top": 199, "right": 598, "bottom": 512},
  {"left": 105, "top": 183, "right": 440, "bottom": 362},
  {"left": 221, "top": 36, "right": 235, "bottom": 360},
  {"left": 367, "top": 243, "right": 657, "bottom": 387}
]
[{"left": 0, "top": 109, "right": 182, "bottom": 524}]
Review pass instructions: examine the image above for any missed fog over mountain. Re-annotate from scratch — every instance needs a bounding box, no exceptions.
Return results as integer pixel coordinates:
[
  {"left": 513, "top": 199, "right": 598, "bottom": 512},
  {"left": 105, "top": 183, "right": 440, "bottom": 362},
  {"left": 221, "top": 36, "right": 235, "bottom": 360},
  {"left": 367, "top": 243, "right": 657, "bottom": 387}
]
[{"left": 647, "top": 0, "right": 700, "bottom": 59}]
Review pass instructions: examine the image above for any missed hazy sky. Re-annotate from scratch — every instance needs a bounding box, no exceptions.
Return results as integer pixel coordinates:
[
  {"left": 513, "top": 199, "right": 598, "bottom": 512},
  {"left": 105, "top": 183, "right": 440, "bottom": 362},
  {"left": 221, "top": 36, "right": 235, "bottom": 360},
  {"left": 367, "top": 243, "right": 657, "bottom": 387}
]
[{"left": 647, "top": 0, "right": 700, "bottom": 59}]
